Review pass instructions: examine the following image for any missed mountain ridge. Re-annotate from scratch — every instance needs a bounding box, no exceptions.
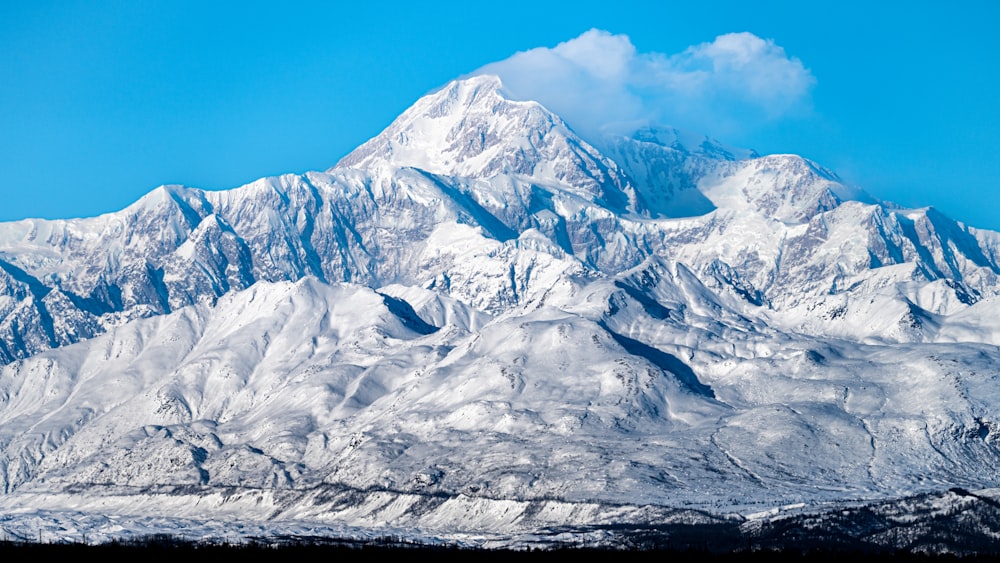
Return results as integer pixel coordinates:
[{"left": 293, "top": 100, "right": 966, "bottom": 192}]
[
  {"left": 2, "top": 75, "right": 997, "bottom": 355},
  {"left": 1, "top": 73, "right": 1000, "bottom": 548}
]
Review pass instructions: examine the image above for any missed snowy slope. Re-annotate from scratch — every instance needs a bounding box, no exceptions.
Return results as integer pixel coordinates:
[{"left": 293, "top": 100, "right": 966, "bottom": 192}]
[
  {"left": 1, "top": 73, "right": 1000, "bottom": 545},
  {"left": 2, "top": 271, "right": 999, "bottom": 536},
  {"left": 2, "top": 75, "right": 998, "bottom": 360}
]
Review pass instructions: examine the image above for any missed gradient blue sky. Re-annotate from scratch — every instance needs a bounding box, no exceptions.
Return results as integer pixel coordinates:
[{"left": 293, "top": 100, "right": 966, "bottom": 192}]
[{"left": 2, "top": 1, "right": 998, "bottom": 229}]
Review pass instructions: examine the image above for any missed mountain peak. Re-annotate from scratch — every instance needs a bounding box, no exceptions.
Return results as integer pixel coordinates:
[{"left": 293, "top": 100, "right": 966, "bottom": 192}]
[
  {"left": 335, "top": 74, "right": 551, "bottom": 175},
  {"left": 334, "top": 75, "right": 642, "bottom": 213}
]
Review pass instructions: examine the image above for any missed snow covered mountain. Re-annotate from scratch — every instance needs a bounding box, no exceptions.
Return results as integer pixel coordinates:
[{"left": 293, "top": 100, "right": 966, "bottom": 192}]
[{"left": 1, "top": 74, "right": 1000, "bottom": 548}]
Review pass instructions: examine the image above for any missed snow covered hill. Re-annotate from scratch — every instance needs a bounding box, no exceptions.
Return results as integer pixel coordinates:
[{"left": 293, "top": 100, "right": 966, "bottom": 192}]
[{"left": 1, "top": 74, "right": 1000, "bottom": 547}]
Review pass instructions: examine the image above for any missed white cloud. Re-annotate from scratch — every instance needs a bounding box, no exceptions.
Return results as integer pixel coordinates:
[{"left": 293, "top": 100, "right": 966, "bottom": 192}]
[{"left": 475, "top": 29, "right": 815, "bottom": 141}]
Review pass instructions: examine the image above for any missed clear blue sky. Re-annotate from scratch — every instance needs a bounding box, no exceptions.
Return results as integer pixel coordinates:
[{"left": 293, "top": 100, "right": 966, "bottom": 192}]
[{"left": 2, "top": 1, "right": 998, "bottom": 229}]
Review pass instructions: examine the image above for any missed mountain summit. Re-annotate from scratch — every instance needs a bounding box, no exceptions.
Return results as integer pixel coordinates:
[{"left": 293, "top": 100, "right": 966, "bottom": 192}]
[
  {"left": 1, "top": 74, "right": 1000, "bottom": 549},
  {"left": 337, "top": 74, "right": 643, "bottom": 215}
]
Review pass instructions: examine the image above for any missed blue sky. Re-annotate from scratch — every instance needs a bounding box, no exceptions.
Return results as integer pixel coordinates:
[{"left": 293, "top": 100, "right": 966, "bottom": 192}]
[{"left": 2, "top": 1, "right": 998, "bottom": 229}]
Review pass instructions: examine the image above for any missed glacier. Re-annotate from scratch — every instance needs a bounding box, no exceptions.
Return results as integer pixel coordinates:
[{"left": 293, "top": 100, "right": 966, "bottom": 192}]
[{"left": 0, "top": 74, "right": 999, "bottom": 549}]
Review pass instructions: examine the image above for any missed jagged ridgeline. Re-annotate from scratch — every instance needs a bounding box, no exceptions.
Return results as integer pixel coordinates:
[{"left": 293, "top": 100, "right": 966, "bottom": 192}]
[{"left": 1, "top": 75, "right": 1000, "bottom": 549}]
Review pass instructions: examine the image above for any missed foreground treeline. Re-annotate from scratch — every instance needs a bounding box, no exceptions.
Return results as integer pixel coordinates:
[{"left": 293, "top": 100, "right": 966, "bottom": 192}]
[{"left": 1, "top": 536, "right": 1000, "bottom": 563}]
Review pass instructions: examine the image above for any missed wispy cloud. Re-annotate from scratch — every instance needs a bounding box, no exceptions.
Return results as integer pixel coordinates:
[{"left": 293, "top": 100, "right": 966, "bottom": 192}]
[{"left": 475, "top": 29, "right": 815, "bottom": 140}]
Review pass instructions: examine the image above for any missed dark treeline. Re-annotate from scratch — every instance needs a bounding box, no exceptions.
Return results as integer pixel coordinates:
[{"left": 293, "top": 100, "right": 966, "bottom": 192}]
[{"left": 2, "top": 535, "right": 1000, "bottom": 563}]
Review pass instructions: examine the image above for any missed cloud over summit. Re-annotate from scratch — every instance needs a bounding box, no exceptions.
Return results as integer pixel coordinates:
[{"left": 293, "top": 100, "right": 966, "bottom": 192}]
[{"left": 475, "top": 29, "right": 815, "bottom": 141}]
